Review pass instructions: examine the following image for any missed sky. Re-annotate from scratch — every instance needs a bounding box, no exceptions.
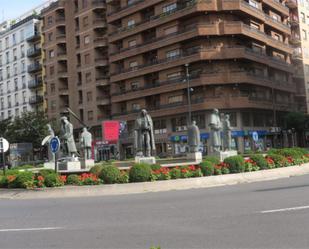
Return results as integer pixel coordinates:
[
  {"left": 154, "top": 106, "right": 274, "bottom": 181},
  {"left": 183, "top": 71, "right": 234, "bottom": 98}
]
[{"left": 0, "top": 0, "right": 46, "bottom": 21}]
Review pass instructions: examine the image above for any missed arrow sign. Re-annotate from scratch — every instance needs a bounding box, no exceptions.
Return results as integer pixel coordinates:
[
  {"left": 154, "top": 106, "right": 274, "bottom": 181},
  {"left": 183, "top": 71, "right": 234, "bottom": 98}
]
[
  {"left": 252, "top": 131, "right": 259, "bottom": 142},
  {"left": 50, "top": 137, "right": 60, "bottom": 154}
]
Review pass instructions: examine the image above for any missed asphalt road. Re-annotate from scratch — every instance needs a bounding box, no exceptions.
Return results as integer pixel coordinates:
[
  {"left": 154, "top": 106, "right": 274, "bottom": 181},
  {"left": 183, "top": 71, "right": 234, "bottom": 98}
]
[{"left": 2, "top": 175, "right": 309, "bottom": 249}]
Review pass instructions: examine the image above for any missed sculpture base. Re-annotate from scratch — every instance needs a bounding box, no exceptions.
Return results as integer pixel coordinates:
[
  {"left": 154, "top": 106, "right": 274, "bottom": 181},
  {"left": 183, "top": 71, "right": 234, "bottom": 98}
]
[
  {"left": 80, "top": 159, "right": 95, "bottom": 170},
  {"left": 43, "top": 162, "right": 55, "bottom": 170},
  {"left": 211, "top": 150, "right": 238, "bottom": 161},
  {"left": 135, "top": 156, "right": 156, "bottom": 165},
  {"left": 187, "top": 152, "right": 202, "bottom": 163}
]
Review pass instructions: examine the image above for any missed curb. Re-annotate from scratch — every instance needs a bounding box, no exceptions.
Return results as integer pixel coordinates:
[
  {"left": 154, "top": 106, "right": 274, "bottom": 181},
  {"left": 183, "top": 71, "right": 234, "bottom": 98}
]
[{"left": 1, "top": 163, "right": 309, "bottom": 200}]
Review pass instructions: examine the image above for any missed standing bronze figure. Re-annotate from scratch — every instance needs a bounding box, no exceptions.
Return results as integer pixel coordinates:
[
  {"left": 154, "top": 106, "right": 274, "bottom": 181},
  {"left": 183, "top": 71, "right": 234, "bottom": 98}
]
[{"left": 134, "top": 109, "right": 156, "bottom": 157}]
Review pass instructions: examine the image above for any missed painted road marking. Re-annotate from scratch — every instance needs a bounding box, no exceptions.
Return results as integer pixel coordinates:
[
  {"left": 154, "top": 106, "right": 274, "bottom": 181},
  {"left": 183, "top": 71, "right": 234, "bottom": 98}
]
[
  {"left": 261, "top": 205, "right": 309, "bottom": 214},
  {"left": 0, "top": 227, "right": 63, "bottom": 232}
]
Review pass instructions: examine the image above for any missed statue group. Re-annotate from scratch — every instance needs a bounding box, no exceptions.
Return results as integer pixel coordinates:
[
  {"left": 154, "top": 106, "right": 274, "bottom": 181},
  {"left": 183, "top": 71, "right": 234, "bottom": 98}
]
[
  {"left": 209, "top": 109, "right": 232, "bottom": 152},
  {"left": 43, "top": 116, "right": 93, "bottom": 161}
]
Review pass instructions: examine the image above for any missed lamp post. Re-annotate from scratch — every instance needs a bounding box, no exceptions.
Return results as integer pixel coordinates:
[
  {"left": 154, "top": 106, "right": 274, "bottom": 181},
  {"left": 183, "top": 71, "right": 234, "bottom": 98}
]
[{"left": 185, "top": 63, "right": 192, "bottom": 126}]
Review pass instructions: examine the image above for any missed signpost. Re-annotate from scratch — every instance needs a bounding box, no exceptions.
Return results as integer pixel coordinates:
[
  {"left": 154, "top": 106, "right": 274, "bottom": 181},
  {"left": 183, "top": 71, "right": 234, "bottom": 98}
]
[
  {"left": 0, "top": 137, "right": 9, "bottom": 175},
  {"left": 50, "top": 136, "right": 60, "bottom": 172}
]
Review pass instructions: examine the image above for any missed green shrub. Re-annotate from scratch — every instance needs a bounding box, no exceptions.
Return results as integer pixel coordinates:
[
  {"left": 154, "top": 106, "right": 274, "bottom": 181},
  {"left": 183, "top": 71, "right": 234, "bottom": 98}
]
[
  {"left": 67, "top": 174, "right": 81, "bottom": 185},
  {"left": 38, "top": 169, "right": 55, "bottom": 178},
  {"left": 170, "top": 168, "right": 181, "bottom": 179},
  {"left": 44, "top": 173, "right": 63, "bottom": 187},
  {"left": 129, "top": 163, "right": 152, "bottom": 182},
  {"left": 0, "top": 176, "right": 8, "bottom": 187},
  {"left": 118, "top": 171, "right": 129, "bottom": 183},
  {"left": 99, "top": 165, "right": 121, "bottom": 184},
  {"left": 250, "top": 154, "right": 268, "bottom": 170},
  {"left": 268, "top": 148, "right": 304, "bottom": 159},
  {"left": 150, "top": 164, "right": 162, "bottom": 171},
  {"left": 267, "top": 154, "right": 288, "bottom": 167},
  {"left": 199, "top": 161, "right": 214, "bottom": 176},
  {"left": 204, "top": 156, "right": 220, "bottom": 165},
  {"left": 14, "top": 171, "right": 34, "bottom": 188},
  {"left": 224, "top": 155, "right": 245, "bottom": 173},
  {"left": 89, "top": 165, "right": 104, "bottom": 177},
  {"left": 221, "top": 167, "right": 230, "bottom": 174},
  {"left": 214, "top": 168, "right": 222, "bottom": 175}
]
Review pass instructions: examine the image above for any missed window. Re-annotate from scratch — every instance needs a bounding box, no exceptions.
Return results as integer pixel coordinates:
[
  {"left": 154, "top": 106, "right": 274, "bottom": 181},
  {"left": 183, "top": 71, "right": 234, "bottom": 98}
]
[
  {"left": 14, "top": 78, "right": 18, "bottom": 91},
  {"left": 22, "top": 106, "right": 27, "bottom": 113},
  {"left": 154, "top": 120, "right": 167, "bottom": 134},
  {"left": 5, "top": 37, "right": 9, "bottom": 49},
  {"left": 50, "top": 83, "right": 56, "bottom": 93},
  {"left": 20, "top": 44, "right": 25, "bottom": 57},
  {"left": 12, "top": 34, "right": 16, "bottom": 45},
  {"left": 131, "top": 82, "right": 139, "bottom": 90},
  {"left": 14, "top": 93, "right": 18, "bottom": 104},
  {"left": 248, "top": 0, "right": 259, "bottom": 8},
  {"left": 21, "top": 76, "right": 26, "bottom": 88},
  {"left": 87, "top": 111, "right": 93, "bottom": 120},
  {"left": 166, "top": 49, "right": 180, "bottom": 59},
  {"left": 7, "top": 95, "right": 11, "bottom": 108},
  {"left": 128, "top": 39, "right": 137, "bottom": 47},
  {"left": 301, "top": 12, "right": 306, "bottom": 23},
  {"left": 50, "top": 66, "right": 54, "bottom": 75},
  {"left": 85, "top": 72, "right": 91, "bottom": 83},
  {"left": 13, "top": 63, "right": 17, "bottom": 75},
  {"left": 192, "top": 114, "right": 206, "bottom": 129},
  {"left": 20, "top": 30, "right": 24, "bottom": 41},
  {"left": 252, "top": 44, "right": 263, "bottom": 54},
  {"left": 302, "top": 29, "right": 307, "bottom": 40},
  {"left": 48, "top": 32, "right": 53, "bottom": 41},
  {"left": 164, "top": 26, "right": 178, "bottom": 35},
  {"left": 5, "top": 51, "right": 9, "bottom": 64},
  {"left": 242, "top": 112, "right": 251, "bottom": 126},
  {"left": 129, "top": 61, "right": 138, "bottom": 69},
  {"left": 84, "top": 54, "right": 90, "bottom": 64},
  {"left": 49, "top": 50, "right": 54, "bottom": 58},
  {"left": 127, "top": 20, "right": 135, "bottom": 27},
  {"left": 21, "top": 61, "right": 25, "bottom": 73},
  {"left": 86, "top": 92, "right": 92, "bottom": 102},
  {"left": 47, "top": 16, "right": 53, "bottom": 25},
  {"left": 132, "top": 103, "right": 141, "bottom": 110},
  {"left": 167, "top": 71, "right": 181, "bottom": 79},
  {"left": 22, "top": 91, "right": 26, "bottom": 103},
  {"left": 171, "top": 116, "right": 187, "bottom": 132},
  {"left": 13, "top": 48, "right": 17, "bottom": 61},
  {"left": 84, "top": 35, "right": 90, "bottom": 44},
  {"left": 163, "top": 3, "right": 177, "bottom": 13},
  {"left": 168, "top": 95, "right": 183, "bottom": 104},
  {"left": 250, "top": 22, "right": 260, "bottom": 30},
  {"left": 274, "top": 33, "right": 281, "bottom": 41},
  {"left": 83, "top": 16, "right": 89, "bottom": 27},
  {"left": 6, "top": 66, "right": 10, "bottom": 78},
  {"left": 15, "top": 108, "right": 19, "bottom": 117}
]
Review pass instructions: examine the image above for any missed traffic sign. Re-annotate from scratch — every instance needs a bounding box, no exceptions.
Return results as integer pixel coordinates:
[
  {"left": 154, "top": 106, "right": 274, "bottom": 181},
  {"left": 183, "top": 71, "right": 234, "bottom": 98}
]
[
  {"left": 50, "top": 137, "right": 60, "bottom": 154},
  {"left": 252, "top": 131, "right": 259, "bottom": 142},
  {"left": 0, "top": 137, "right": 9, "bottom": 152}
]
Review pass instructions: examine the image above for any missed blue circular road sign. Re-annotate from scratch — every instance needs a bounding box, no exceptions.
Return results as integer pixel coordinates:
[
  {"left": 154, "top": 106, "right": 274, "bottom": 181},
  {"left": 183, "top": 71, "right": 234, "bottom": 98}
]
[
  {"left": 252, "top": 131, "right": 259, "bottom": 142},
  {"left": 50, "top": 137, "right": 60, "bottom": 154}
]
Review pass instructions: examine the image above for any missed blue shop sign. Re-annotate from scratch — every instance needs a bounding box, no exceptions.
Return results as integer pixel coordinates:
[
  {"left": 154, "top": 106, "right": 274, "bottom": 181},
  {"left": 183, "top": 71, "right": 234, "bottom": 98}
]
[{"left": 171, "top": 133, "right": 209, "bottom": 142}]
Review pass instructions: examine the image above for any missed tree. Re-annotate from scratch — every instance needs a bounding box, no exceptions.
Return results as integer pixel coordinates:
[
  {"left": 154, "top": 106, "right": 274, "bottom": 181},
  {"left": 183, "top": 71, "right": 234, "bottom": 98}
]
[
  {"left": 6, "top": 111, "right": 49, "bottom": 149},
  {"left": 285, "top": 112, "right": 308, "bottom": 132}
]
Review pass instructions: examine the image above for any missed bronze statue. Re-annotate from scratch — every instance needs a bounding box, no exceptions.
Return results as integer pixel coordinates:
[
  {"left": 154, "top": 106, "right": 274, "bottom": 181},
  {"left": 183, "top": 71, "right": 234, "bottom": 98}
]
[
  {"left": 187, "top": 121, "right": 200, "bottom": 153},
  {"left": 134, "top": 109, "right": 155, "bottom": 157}
]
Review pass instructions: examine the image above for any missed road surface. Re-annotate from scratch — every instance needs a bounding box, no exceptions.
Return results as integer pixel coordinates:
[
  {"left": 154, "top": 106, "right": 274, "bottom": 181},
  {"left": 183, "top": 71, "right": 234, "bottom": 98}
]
[{"left": 1, "top": 174, "right": 309, "bottom": 249}]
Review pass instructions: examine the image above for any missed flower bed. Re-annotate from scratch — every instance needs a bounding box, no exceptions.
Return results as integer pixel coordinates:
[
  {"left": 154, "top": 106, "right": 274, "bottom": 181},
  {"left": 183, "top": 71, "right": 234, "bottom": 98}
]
[{"left": 1, "top": 147, "right": 309, "bottom": 189}]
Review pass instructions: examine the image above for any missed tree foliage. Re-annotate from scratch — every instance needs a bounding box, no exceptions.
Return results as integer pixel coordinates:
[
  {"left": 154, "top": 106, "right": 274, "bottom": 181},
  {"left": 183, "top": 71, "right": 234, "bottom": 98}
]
[
  {"left": 285, "top": 112, "right": 309, "bottom": 131},
  {"left": 0, "top": 111, "right": 49, "bottom": 148}
]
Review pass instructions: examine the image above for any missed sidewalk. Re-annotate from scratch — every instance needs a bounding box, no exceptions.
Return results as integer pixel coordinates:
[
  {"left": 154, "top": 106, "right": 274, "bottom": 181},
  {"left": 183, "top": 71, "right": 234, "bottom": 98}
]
[{"left": 1, "top": 163, "right": 309, "bottom": 200}]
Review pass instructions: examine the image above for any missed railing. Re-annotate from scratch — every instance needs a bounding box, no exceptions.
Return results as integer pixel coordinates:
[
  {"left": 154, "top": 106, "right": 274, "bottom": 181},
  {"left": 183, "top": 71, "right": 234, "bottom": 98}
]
[
  {"left": 108, "top": 0, "right": 145, "bottom": 16},
  {"left": 28, "top": 78, "right": 43, "bottom": 89},
  {"left": 27, "top": 47, "right": 41, "bottom": 57},
  {"left": 27, "top": 63, "right": 42, "bottom": 73},
  {"left": 29, "top": 96, "right": 44, "bottom": 104}
]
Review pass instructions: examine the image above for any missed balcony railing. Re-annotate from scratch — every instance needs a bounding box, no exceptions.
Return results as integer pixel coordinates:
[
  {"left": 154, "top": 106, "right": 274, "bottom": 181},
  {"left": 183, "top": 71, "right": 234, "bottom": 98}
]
[
  {"left": 29, "top": 95, "right": 44, "bottom": 105},
  {"left": 28, "top": 78, "right": 43, "bottom": 89},
  {"left": 108, "top": 0, "right": 144, "bottom": 16},
  {"left": 27, "top": 63, "right": 42, "bottom": 73},
  {"left": 27, "top": 47, "right": 41, "bottom": 57}
]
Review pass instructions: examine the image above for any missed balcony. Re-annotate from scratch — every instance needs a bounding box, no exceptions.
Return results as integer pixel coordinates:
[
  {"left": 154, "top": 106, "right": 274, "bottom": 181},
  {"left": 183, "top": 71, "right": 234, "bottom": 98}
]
[
  {"left": 290, "top": 33, "right": 301, "bottom": 45},
  {"left": 109, "top": 0, "right": 218, "bottom": 42},
  {"left": 55, "top": 17, "right": 65, "bottom": 26},
  {"left": 56, "top": 33, "right": 66, "bottom": 43},
  {"left": 59, "top": 87, "right": 69, "bottom": 95},
  {"left": 110, "top": 46, "right": 292, "bottom": 82},
  {"left": 293, "top": 66, "right": 305, "bottom": 79},
  {"left": 286, "top": 0, "right": 297, "bottom": 8},
  {"left": 28, "top": 78, "right": 43, "bottom": 89},
  {"left": 290, "top": 15, "right": 299, "bottom": 26},
  {"left": 96, "top": 77, "right": 109, "bottom": 86},
  {"left": 92, "top": 0, "right": 106, "bottom": 9},
  {"left": 96, "top": 96, "right": 110, "bottom": 106},
  {"left": 95, "top": 58, "right": 108, "bottom": 67},
  {"left": 27, "top": 63, "right": 42, "bottom": 73},
  {"left": 26, "top": 32, "right": 41, "bottom": 42},
  {"left": 111, "top": 71, "right": 294, "bottom": 103},
  {"left": 94, "top": 37, "right": 108, "bottom": 48},
  {"left": 263, "top": 0, "right": 289, "bottom": 16},
  {"left": 93, "top": 18, "right": 107, "bottom": 29},
  {"left": 58, "top": 70, "right": 68, "bottom": 78},
  {"left": 29, "top": 95, "right": 44, "bottom": 105},
  {"left": 27, "top": 47, "right": 41, "bottom": 57},
  {"left": 57, "top": 51, "right": 67, "bottom": 61},
  {"left": 292, "top": 48, "right": 303, "bottom": 61},
  {"left": 113, "top": 94, "right": 295, "bottom": 120}
]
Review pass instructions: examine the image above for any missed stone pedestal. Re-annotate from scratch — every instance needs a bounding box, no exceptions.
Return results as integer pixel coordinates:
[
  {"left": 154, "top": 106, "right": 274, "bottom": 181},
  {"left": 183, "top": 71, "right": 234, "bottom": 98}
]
[
  {"left": 211, "top": 150, "right": 238, "bottom": 161},
  {"left": 80, "top": 159, "right": 95, "bottom": 170},
  {"left": 43, "top": 162, "right": 55, "bottom": 170},
  {"left": 58, "top": 161, "right": 81, "bottom": 172},
  {"left": 135, "top": 156, "right": 156, "bottom": 165},
  {"left": 187, "top": 152, "right": 202, "bottom": 163}
]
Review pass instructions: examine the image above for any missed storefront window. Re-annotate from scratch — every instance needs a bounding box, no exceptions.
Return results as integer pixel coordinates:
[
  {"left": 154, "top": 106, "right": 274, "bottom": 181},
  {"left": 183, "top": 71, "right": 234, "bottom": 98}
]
[
  {"left": 242, "top": 112, "right": 251, "bottom": 126},
  {"left": 192, "top": 114, "right": 205, "bottom": 128},
  {"left": 171, "top": 116, "right": 187, "bottom": 132}
]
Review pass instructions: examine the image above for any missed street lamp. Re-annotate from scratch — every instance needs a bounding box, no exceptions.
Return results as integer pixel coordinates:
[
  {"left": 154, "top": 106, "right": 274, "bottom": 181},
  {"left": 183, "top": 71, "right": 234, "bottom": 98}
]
[{"left": 185, "top": 63, "right": 192, "bottom": 126}]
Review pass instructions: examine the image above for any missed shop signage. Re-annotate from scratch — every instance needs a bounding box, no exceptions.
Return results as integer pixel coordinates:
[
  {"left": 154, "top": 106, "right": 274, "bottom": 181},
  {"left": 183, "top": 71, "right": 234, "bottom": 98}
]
[{"left": 102, "top": 121, "right": 120, "bottom": 142}]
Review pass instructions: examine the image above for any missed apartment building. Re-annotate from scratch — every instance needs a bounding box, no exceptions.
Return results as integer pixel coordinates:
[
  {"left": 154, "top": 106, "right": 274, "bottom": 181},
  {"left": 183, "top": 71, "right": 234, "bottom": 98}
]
[
  {"left": 0, "top": 14, "right": 43, "bottom": 120},
  {"left": 107, "top": 0, "right": 302, "bottom": 156},
  {"left": 42, "top": 0, "right": 109, "bottom": 142},
  {"left": 288, "top": 0, "right": 309, "bottom": 112}
]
